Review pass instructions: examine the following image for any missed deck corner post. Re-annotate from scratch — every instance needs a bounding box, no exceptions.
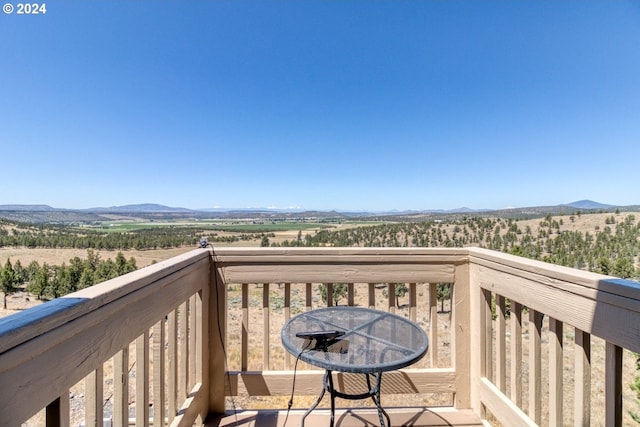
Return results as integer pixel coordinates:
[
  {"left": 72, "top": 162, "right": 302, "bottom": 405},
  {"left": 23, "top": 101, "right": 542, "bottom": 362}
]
[
  {"left": 453, "top": 260, "right": 471, "bottom": 409},
  {"left": 209, "top": 251, "right": 227, "bottom": 415}
]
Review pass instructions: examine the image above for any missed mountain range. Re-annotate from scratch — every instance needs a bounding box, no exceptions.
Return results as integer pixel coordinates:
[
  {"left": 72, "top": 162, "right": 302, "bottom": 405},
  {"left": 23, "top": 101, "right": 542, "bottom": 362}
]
[
  {"left": 0, "top": 200, "right": 635, "bottom": 224},
  {"left": 0, "top": 199, "right": 618, "bottom": 213}
]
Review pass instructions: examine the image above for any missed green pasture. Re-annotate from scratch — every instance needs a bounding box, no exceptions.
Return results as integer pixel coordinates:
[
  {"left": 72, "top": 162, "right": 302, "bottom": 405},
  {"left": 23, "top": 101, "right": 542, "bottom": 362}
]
[{"left": 88, "top": 221, "right": 335, "bottom": 233}]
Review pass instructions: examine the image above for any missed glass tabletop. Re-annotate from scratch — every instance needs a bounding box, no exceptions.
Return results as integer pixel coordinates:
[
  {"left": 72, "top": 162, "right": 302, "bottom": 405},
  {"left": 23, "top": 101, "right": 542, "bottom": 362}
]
[{"left": 281, "top": 306, "right": 428, "bottom": 374}]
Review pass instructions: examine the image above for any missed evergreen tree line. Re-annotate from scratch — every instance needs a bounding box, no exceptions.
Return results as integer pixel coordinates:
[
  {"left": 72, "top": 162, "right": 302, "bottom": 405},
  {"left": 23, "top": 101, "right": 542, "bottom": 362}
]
[
  {"left": 0, "top": 250, "right": 138, "bottom": 307},
  {"left": 0, "top": 220, "right": 268, "bottom": 249},
  {"left": 274, "top": 214, "right": 640, "bottom": 280}
]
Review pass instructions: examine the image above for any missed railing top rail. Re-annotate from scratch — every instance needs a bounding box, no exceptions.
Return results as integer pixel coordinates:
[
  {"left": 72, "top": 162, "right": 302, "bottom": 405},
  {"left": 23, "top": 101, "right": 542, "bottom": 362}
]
[
  {"left": 0, "top": 248, "right": 210, "bottom": 355},
  {"left": 467, "top": 247, "right": 640, "bottom": 301}
]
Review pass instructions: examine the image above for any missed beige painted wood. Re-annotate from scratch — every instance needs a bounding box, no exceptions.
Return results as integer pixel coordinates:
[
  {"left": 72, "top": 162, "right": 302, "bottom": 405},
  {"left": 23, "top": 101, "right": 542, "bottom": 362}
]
[
  {"left": 262, "top": 283, "right": 270, "bottom": 370},
  {"left": 0, "top": 249, "right": 211, "bottom": 356},
  {"left": 429, "top": 283, "right": 438, "bottom": 367},
  {"left": 495, "top": 295, "right": 506, "bottom": 392},
  {"left": 211, "top": 246, "right": 469, "bottom": 262},
  {"left": 178, "top": 301, "right": 188, "bottom": 404},
  {"left": 169, "top": 383, "right": 207, "bottom": 427},
  {"left": 549, "top": 317, "right": 563, "bottom": 426},
  {"left": 305, "top": 283, "right": 312, "bottom": 311},
  {"left": 45, "top": 393, "right": 70, "bottom": 427},
  {"left": 220, "top": 263, "right": 456, "bottom": 286},
  {"left": 453, "top": 262, "right": 470, "bottom": 409},
  {"left": 574, "top": 328, "right": 591, "bottom": 427},
  {"left": 368, "top": 282, "right": 375, "bottom": 308},
  {"left": 241, "top": 284, "right": 248, "bottom": 371},
  {"left": 225, "top": 368, "right": 456, "bottom": 396},
  {"left": 136, "top": 331, "right": 150, "bottom": 427},
  {"left": 208, "top": 265, "right": 224, "bottom": 415},
  {"left": 0, "top": 252, "right": 208, "bottom": 426},
  {"left": 470, "top": 256, "right": 640, "bottom": 353},
  {"left": 468, "top": 246, "right": 640, "bottom": 300},
  {"left": 468, "top": 263, "right": 482, "bottom": 414},
  {"left": 528, "top": 310, "right": 542, "bottom": 424},
  {"left": 189, "top": 294, "right": 197, "bottom": 390},
  {"left": 113, "top": 347, "right": 129, "bottom": 427},
  {"left": 605, "top": 342, "right": 622, "bottom": 427},
  {"left": 284, "top": 283, "right": 291, "bottom": 370},
  {"left": 478, "top": 378, "right": 537, "bottom": 427},
  {"left": 482, "top": 289, "right": 492, "bottom": 381},
  {"left": 85, "top": 366, "right": 104, "bottom": 427},
  {"left": 205, "top": 407, "right": 483, "bottom": 427},
  {"left": 153, "top": 321, "right": 166, "bottom": 426},
  {"left": 510, "top": 302, "right": 522, "bottom": 407},
  {"left": 84, "top": 365, "right": 104, "bottom": 427},
  {"left": 409, "top": 283, "right": 417, "bottom": 322},
  {"left": 168, "top": 309, "right": 178, "bottom": 419}
]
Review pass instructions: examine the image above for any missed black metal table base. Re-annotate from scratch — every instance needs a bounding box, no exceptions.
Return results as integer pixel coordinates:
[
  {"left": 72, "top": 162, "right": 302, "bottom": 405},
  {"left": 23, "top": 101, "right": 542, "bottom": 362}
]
[{"left": 301, "top": 370, "right": 391, "bottom": 427}]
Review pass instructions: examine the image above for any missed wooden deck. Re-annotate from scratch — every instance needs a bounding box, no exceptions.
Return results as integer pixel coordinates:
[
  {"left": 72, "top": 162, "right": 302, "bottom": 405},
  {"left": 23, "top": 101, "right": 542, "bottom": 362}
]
[
  {"left": 4, "top": 247, "right": 640, "bottom": 426},
  {"left": 205, "top": 407, "right": 484, "bottom": 427}
]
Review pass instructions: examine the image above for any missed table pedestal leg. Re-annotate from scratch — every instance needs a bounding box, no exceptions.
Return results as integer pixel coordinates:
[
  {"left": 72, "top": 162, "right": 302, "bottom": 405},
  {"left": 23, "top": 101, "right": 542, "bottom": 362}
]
[
  {"left": 301, "top": 370, "right": 329, "bottom": 427},
  {"left": 368, "top": 373, "right": 391, "bottom": 427}
]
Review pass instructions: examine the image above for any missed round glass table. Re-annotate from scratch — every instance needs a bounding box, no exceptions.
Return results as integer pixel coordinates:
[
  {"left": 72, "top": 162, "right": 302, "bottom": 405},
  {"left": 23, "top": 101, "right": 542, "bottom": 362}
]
[{"left": 281, "top": 306, "right": 428, "bottom": 427}]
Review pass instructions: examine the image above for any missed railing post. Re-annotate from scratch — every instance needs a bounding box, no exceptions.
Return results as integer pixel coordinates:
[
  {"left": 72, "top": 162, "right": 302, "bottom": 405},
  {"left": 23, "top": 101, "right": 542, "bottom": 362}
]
[
  {"left": 209, "top": 253, "right": 226, "bottom": 415},
  {"left": 469, "top": 259, "right": 482, "bottom": 415},
  {"left": 605, "top": 342, "right": 622, "bottom": 427},
  {"left": 453, "top": 261, "right": 471, "bottom": 408}
]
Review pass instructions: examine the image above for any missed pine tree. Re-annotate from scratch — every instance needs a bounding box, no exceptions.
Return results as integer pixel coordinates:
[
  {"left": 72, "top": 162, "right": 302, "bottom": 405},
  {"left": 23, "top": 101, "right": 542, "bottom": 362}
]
[{"left": 0, "top": 258, "right": 18, "bottom": 309}]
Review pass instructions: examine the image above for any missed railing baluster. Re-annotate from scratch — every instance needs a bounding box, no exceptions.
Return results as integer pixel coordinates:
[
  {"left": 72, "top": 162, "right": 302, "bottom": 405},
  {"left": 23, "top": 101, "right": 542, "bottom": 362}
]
[
  {"left": 528, "top": 309, "right": 542, "bottom": 424},
  {"left": 305, "top": 283, "right": 312, "bottom": 311},
  {"left": 178, "top": 300, "right": 188, "bottom": 402},
  {"left": 284, "top": 282, "right": 291, "bottom": 369},
  {"left": 242, "top": 284, "right": 249, "bottom": 371},
  {"left": 409, "top": 283, "right": 416, "bottom": 323},
  {"left": 368, "top": 283, "right": 375, "bottom": 308},
  {"left": 429, "top": 283, "right": 438, "bottom": 367},
  {"left": 574, "top": 328, "right": 591, "bottom": 427},
  {"left": 45, "top": 393, "right": 70, "bottom": 427},
  {"left": 153, "top": 320, "right": 166, "bottom": 426},
  {"left": 326, "top": 283, "right": 333, "bottom": 307},
  {"left": 168, "top": 309, "right": 178, "bottom": 418},
  {"left": 85, "top": 366, "right": 104, "bottom": 427},
  {"left": 388, "top": 283, "right": 396, "bottom": 313},
  {"left": 510, "top": 302, "right": 522, "bottom": 406},
  {"left": 549, "top": 317, "right": 563, "bottom": 426},
  {"left": 481, "top": 289, "right": 493, "bottom": 381},
  {"left": 605, "top": 341, "right": 622, "bottom": 427},
  {"left": 263, "top": 283, "right": 270, "bottom": 370},
  {"left": 113, "top": 347, "right": 129, "bottom": 427},
  {"left": 347, "top": 282, "right": 355, "bottom": 306},
  {"left": 189, "top": 294, "right": 197, "bottom": 390},
  {"left": 495, "top": 295, "right": 506, "bottom": 392},
  {"left": 136, "top": 330, "right": 150, "bottom": 427}
]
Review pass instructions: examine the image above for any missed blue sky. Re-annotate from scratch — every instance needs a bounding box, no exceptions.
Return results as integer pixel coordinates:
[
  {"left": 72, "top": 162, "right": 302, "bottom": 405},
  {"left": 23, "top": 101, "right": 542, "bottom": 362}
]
[{"left": 2, "top": 1, "right": 640, "bottom": 211}]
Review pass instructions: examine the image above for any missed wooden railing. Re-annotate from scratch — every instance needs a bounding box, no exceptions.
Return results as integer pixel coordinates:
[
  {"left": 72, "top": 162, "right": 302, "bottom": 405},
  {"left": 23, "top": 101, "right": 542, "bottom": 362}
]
[
  {"left": 468, "top": 248, "right": 640, "bottom": 426},
  {"left": 0, "top": 249, "right": 215, "bottom": 427},
  {"left": 210, "top": 247, "right": 470, "bottom": 410},
  {"left": 1, "top": 247, "right": 639, "bottom": 426}
]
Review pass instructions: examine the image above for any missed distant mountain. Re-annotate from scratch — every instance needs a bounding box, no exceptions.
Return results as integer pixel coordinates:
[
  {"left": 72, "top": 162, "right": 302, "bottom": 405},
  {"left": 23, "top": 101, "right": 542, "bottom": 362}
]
[
  {"left": 85, "top": 204, "right": 193, "bottom": 213},
  {"left": 1, "top": 200, "right": 635, "bottom": 225},
  {"left": 0, "top": 204, "right": 57, "bottom": 211},
  {"left": 564, "top": 200, "right": 613, "bottom": 210}
]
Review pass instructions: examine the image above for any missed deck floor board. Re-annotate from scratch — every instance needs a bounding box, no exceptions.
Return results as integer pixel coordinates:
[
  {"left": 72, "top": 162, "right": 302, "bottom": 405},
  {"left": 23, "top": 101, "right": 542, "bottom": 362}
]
[{"left": 205, "top": 407, "right": 484, "bottom": 426}]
